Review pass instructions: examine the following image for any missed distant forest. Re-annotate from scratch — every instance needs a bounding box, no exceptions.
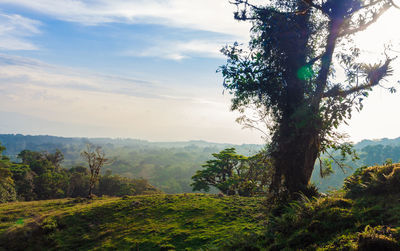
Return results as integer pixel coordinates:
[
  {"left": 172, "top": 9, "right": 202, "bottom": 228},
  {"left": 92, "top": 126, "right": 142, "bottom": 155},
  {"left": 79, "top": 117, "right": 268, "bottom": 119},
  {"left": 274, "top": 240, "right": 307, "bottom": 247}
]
[{"left": 1, "top": 134, "right": 399, "bottom": 194}]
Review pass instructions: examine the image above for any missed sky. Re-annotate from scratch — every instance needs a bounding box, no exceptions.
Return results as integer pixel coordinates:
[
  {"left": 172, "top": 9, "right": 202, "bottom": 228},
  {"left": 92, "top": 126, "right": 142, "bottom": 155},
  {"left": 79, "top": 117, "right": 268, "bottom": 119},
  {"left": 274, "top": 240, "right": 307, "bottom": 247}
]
[{"left": 0, "top": 0, "right": 399, "bottom": 144}]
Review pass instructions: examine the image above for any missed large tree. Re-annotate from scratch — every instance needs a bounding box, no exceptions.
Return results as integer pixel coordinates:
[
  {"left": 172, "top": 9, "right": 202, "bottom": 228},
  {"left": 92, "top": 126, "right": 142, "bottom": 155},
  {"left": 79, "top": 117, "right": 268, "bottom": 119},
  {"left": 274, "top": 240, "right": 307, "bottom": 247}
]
[{"left": 221, "top": 0, "right": 399, "bottom": 197}]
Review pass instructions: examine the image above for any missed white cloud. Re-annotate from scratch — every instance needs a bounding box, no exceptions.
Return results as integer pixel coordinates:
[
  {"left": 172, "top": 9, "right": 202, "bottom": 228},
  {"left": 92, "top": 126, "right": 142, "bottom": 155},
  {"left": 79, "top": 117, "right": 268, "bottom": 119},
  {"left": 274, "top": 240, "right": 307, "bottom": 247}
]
[
  {"left": 0, "top": 54, "right": 171, "bottom": 99},
  {"left": 0, "top": 12, "right": 41, "bottom": 50},
  {"left": 128, "top": 39, "right": 226, "bottom": 60},
  {"left": 0, "top": 0, "right": 251, "bottom": 39},
  {"left": 0, "top": 0, "right": 252, "bottom": 58},
  {"left": 0, "top": 54, "right": 264, "bottom": 143}
]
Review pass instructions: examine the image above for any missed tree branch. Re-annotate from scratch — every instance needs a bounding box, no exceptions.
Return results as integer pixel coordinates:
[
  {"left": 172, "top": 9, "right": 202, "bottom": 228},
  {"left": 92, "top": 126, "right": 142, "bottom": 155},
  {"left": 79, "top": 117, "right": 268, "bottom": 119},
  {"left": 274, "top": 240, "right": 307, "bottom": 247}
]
[
  {"left": 323, "top": 58, "right": 393, "bottom": 98},
  {"left": 325, "top": 151, "right": 348, "bottom": 173},
  {"left": 231, "top": 0, "right": 312, "bottom": 19},
  {"left": 301, "top": 0, "right": 326, "bottom": 14},
  {"left": 359, "top": 0, "right": 385, "bottom": 10},
  {"left": 390, "top": 0, "right": 400, "bottom": 9},
  {"left": 312, "top": 18, "right": 343, "bottom": 105},
  {"left": 229, "top": 0, "right": 263, "bottom": 11},
  {"left": 323, "top": 82, "right": 373, "bottom": 98},
  {"left": 306, "top": 54, "right": 323, "bottom": 66},
  {"left": 339, "top": 3, "right": 391, "bottom": 37}
]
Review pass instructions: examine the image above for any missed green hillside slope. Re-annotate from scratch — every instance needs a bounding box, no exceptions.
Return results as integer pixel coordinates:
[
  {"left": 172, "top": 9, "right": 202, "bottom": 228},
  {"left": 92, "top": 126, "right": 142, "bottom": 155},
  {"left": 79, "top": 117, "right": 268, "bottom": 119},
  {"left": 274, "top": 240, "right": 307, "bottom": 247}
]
[
  {"left": 0, "top": 194, "right": 264, "bottom": 250},
  {"left": 2, "top": 163, "right": 400, "bottom": 250}
]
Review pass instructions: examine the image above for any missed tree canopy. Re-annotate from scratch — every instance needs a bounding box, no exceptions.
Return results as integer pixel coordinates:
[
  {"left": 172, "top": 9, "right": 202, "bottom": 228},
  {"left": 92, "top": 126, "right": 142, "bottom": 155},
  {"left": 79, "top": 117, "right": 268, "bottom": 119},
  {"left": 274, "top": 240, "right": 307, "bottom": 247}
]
[
  {"left": 221, "top": 0, "right": 399, "bottom": 197},
  {"left": 0, "top": 143, "right": 17, "bottom": 202},
  {"left": 0, "top": 141, "right": 161, "bottom": 202},
  {"left": 191, "top": 148, "right": 271, "bottom": 196}
]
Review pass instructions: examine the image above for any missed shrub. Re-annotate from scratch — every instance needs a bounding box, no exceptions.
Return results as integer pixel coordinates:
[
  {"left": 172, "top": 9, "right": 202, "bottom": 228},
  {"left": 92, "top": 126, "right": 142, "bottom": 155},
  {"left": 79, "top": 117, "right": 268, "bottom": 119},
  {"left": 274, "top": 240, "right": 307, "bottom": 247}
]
[
  {"left": 357, "top": 225, "right": 400, "bottom": 251},
  {"left": 344, "top": 164, "right": 400, "bottom": 197}
]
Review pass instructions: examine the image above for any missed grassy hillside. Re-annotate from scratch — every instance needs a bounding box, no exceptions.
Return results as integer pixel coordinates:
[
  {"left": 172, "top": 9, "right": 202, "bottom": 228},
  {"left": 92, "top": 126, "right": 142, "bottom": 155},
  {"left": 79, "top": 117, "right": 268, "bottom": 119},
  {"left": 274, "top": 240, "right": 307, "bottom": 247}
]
[
  {"left": 0, "top": 194, "right": 265, "bottom": 250},
  {"left": 2, "top": 163, "right": 400, "bottom": 250}
]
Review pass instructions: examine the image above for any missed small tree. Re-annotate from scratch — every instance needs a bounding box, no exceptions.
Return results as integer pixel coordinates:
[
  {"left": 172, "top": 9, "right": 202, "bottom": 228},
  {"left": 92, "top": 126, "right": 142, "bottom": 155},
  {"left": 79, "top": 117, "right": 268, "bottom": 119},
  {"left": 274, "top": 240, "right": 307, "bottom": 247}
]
[
  {"left": 81, "top": 144, "right": 111, "bottom": 198},
  {"left": 191, "top": 148, "right": 271, "bottom": 196}
]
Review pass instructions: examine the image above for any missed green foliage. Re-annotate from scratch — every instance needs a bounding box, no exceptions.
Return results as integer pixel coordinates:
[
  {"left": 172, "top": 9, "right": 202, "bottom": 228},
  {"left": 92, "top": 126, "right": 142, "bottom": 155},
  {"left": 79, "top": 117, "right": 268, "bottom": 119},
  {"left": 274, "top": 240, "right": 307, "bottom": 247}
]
[
  {"left": 344, "top": 163, "right": 400, "bottom": 197},
  {"left": 67, "top": 167, "right": 90, "bottom": 198},
  {"left": 258, "top": 161, "right": 400, "bottom": 250},
  {"left": 0, "top": 142, "right": 160, "bottom": 202},
  {"left": 9, "top": 164, "right": 36, "bottom": 201},
  {"left": 0, "top": 134, "right": 263, "bottom": 194},
  {"left": 357, "top": 225, "right": 400, "bottom": 250},
  {"left": 0, "top": 142, "right": 16, "bottom": 203},
  {"left": 0, "top": 169, "right": 16, "bottom": 203},
  {"left": 34, "top": 171, "right": 69, "bottom": 200},
  {"left": 97, "top": 173, "right": 160, "bottom": 197},
  {"left": 5, "top": 134, "right": 400, "bottom": 197},
  {"left": 18, "top": 150, "right": 56, "bottom": 175},
  {"left": 261, "top": 193, "right": 400, "bottom": 249},
  {"left": 191, "top": 148, "right": 270, "bottom": 196}
]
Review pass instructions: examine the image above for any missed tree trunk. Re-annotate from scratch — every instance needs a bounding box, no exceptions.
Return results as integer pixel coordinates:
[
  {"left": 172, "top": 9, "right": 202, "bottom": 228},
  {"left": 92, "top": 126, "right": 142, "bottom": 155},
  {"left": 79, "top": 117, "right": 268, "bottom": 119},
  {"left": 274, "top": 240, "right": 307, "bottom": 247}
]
[
  {"left": 265, "top": 0, "right": 320, "bottom": 197},
  {"left": 88, "top": 179, "right": 95, "bottom": 198},
  {"left": 88, "top": 186, "right": 93, "bottom": 198},
  {"left": 268, "top": 1, "right": 321, "bottom": 197},
  {"left": 271, "top": 119, "right": 321, "bottom": 197}
]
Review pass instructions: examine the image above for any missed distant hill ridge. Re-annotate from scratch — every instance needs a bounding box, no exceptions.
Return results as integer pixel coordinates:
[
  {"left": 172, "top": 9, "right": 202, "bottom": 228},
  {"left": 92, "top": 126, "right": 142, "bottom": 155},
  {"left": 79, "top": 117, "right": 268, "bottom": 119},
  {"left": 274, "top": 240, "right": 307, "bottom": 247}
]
[
  {"left": 2, "top": 133, "right": 400, "bottom": 149},
  {"left": 0, "top": 134, "right": 261, "bottom": 153},
  {"left": 355, "top": 137, "right": 400, "bottom": 149}
]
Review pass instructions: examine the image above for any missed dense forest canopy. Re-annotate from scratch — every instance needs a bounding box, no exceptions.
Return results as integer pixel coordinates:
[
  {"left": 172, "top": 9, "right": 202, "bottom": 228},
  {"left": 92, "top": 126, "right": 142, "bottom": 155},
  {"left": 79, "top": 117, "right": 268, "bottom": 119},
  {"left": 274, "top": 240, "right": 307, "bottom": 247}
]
[
  {"left": 2, "top": 134, "right": 400, "bottom": 195},
  {"left": 0, "top": 140, "right": 160, "bottom": 202},
  {"left": 0, "top": 134, "right": 261, "bottom": 194}
]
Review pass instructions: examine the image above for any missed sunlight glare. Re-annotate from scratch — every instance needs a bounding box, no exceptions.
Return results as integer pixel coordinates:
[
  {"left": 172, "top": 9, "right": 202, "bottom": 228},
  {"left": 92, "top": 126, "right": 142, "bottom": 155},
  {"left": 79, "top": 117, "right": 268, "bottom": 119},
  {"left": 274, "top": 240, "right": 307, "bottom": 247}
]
[{"left": 355, "top": 8, "right": 400, "bottom": 63}]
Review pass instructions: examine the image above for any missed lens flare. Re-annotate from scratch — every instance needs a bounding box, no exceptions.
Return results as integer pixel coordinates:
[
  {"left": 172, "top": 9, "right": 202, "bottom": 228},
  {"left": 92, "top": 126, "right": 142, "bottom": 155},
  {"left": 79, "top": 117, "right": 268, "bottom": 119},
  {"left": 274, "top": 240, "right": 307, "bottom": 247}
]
[{"left": 297, "top": 65, "right": 314, "bottom": 80}]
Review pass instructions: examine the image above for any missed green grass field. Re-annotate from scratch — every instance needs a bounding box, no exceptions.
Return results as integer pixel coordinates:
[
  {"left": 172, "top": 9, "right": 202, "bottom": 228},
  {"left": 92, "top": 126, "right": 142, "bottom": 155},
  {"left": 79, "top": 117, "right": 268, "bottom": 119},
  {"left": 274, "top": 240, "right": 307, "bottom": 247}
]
[
  {"left": 0, "top": 194, "right": 265, "bottom": 250},
  {"left": 3, "top": 163, "right": 400, "bottom": 250}
]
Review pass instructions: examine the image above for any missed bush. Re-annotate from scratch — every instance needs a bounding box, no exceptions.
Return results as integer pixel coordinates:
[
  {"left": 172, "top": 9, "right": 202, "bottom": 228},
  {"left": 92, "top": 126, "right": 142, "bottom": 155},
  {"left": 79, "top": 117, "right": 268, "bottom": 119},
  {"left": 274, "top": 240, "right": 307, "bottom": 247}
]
[
  {"left": 344, "top": 164, "right": 400, "bottom": 197},
  {"left": 357, "top": 225, "right": 400, "bottom": 251}
]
